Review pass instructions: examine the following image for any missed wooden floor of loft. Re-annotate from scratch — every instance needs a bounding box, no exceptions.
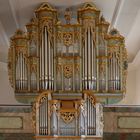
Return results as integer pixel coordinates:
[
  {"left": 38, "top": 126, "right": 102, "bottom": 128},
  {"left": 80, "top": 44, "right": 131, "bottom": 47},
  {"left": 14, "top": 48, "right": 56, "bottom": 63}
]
[{"left": 35, "top": 136, "right": 102, "bottom": 140}]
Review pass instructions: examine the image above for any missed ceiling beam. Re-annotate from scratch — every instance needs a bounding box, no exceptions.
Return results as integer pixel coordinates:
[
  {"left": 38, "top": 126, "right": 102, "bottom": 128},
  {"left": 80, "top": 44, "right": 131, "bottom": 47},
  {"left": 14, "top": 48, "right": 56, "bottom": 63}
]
[
  {"left": 110, "top": 0, "right": 125, "bottom": 29},
  {"left": 8, "top": 0, "right": 20, "bottom": 29}
]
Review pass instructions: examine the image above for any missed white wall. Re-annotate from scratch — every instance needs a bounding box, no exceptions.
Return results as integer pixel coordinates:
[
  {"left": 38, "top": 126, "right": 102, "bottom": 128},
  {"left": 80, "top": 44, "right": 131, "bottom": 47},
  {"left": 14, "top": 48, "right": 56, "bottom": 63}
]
[
  {"left": 0, "top": 62, "right": 19, "bottom": 104},
  {"left": 135, "top": 64, "right": 140, "bottom": 104}
]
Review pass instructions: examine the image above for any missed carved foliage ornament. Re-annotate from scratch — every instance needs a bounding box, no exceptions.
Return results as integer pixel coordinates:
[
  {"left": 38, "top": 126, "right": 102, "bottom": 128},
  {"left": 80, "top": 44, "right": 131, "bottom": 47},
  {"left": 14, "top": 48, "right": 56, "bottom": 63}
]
[
  {"left": 63, "top": 64, "right": 73, "bottom": 78},
  {"left": 63, "top": 32, "right": 73, "bottom": 47},
  {"left": 60, "top": 112, "right": 75, "bottom": 124}
]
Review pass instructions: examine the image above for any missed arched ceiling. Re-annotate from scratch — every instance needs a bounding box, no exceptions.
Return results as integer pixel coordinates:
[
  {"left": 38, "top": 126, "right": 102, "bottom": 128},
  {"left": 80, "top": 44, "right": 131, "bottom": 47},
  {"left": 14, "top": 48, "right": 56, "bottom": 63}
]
[{"left": 0, "top": 0, "right": 140, "bottom": 63}]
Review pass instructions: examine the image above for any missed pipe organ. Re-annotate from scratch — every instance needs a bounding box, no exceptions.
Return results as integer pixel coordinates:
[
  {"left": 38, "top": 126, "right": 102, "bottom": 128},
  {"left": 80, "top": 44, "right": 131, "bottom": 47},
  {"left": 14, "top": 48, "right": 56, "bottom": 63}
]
[{"left": 8, "top": 2, "right": 128, "bottom": 138}]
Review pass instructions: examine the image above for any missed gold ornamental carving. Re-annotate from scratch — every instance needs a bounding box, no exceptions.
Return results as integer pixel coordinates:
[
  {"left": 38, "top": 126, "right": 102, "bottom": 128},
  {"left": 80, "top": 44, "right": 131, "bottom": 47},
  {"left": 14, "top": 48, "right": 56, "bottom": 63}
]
[
  {"left": 63, "top": 32, "right": 73, "bottom": 47},
  {"left": 63, "top": 64, "right": 73, "bottom": 78},
  {"left": 60, "top": 112, "right": 75, "bottom": 124}
]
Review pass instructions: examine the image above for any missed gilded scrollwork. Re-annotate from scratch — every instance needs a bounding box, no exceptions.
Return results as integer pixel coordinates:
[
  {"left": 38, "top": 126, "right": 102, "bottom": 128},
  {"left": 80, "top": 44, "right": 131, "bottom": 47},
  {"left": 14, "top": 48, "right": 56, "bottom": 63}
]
[
  {"left": 8, "top": 47, "right": 14, "bottom": 87},
  {"left": 32, "top": 102, "right": 36, "bottom": 133},
  {"left": 60, "top": 112, "right": 75, "bottom": 124},
  {"left": 63, "top": 64, "right": 73, "bottom": 78},
  {"left": 122, "top": 47, "right": 128, "bottom": 93},
  {"left": 63, "top": 32, "right": 73, "bottom": 47}
]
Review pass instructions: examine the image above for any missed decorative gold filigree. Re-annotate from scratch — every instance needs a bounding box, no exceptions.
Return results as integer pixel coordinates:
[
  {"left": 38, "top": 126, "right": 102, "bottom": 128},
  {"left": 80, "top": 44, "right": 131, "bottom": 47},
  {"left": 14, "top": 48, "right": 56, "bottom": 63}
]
[
  {"left": 32, "top": 102, "right": 36, "bottom": 134},
  {"left": 35, "top": 2, "right": 57, "bottom": 13},
  {"left": 88, "top": 94, "right": 96, "bottom": 106},
  {"left": 78, "top": 2, "right": 100, "bottom": 13},
  {"left": 8, "top": 47, "right": 14, "bottom": 87},
  {"left": 83, "top": 90, "right": 96, "bottom": 105},
  {"left": 60, "top": 112, "right": 75, "bottom": 124},
  {"left": 122, "top": 47, "right": 128, "bottom": 93},
  {"left": 63, "top": 64, "right": 73, "bottom": 78},
  {"left": 63, "top": 32, "right": 73, "bottom": 47}
]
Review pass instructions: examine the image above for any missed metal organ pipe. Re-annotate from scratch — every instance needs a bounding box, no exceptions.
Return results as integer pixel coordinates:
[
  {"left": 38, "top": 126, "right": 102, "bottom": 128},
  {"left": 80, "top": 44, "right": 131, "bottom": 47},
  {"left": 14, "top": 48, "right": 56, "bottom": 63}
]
[
  {"left": 109, "top": 54, "right": 111, "bottom": 91},
  {"left": 115, "top": 54, "right": 117, "bottom": 90},
  {"left": 117, "top": 55, "right": 119, "bottom": 90},
  {"left": 44, "top": 26, "right": 48, "bottom": 89},
  {"left": 116, "top": 55, "right": 118, "bottom": 90},
  {"left": 112, "top": 54, "right": 114, "bottom": 90},
  {"left": 114, "top": 54, "right": 116, "bottom": 90},
  {"left": 117, "top": 54, "right": 120, "bottom": 90},
  {"left": 41, "top": 28, "right": 44, "bottom": 89},
  {"left": 110, "top": 54, "right": 112, "bottom": 91},
  {"left": 73, "top": 43, "right": 75, "bottom": 91},
  {"left": 93, "top": 34, "right": 96, "bottom": 90},
  {"left": 20, "top": 53, "right": 22, "bottom": 90},
  {"left": 24, "top": 56, "right": 27, "bottom": 90},
  {"left": 120, "top": 47, "right": 123, "bottom": 91},
  {"left": 19, "top": 53, "right": 22, "bottom": 90},
  {"left": 89, "top": 98, "right": 91, "bottom": 134},
  {"left": 39, "top": 97, "right": 48, "bottom": 135},
  {"left": 39, "top": 25, "right": 54, "bottom": 91},
  {"left": 88, "top": 27, "right": 90, "bottom": 89},
  {"left": 105, "top": 41, "right": 108, "bottom": 92},
  {"left": 85, "top": 96, "right": 96, "bottom": 135},
  {"left": 54, "top": 28, "right": 56, "bottom": 91},
  {"left": 21, "top": 53, "right": 23, "bottom": 90},
  {"left": 91, "top": 30, "right": 93, "bottom": 90},
  {"left": 51, "top": 45, "right": 53, "bottom": 90},
  {"left": 48, "top": 36, "right": 51, "bottom": 89},
  {"left": 23, "top": 55, "right": 25, "bottom": 89},
  {"left": 83, "top": 37, "right": 85, "bottom": 89},
  {"left": 19, "top": 53, "right": 21, "bottom": 90},
  {"left": 113, "top": 54, "right": 115, "bottom": 90},
  {"left": 17, "top": 53, "right": 19, "bottom": 90},
  {"left": 39, "top": 32, "right": 42, "bottom": 89},
  {"left": 85, "top": 30, "right": 87, "bottom": 89},
  {"left": 79, "top": 27, "right": 82, "bottom": 91},
  {"left": 96, "top": 27, "right": 99, "bottom": 91}
]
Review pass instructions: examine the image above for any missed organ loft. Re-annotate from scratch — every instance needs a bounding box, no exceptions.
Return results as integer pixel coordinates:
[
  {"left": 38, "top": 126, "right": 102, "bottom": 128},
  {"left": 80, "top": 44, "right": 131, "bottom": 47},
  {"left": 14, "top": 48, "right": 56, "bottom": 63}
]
[{"left": 8, "top": 2, "right": 128, "bottom": 139}]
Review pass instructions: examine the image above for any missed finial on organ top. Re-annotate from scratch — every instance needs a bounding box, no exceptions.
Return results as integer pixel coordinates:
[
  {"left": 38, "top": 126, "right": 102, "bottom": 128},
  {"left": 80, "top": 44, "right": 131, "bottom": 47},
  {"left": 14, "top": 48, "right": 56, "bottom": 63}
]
[
  {"left": 100, "top": 15, "right": 105, "bottom": 22},
  {"left": 64, "top": 8, "right": 72, "bottom": 24}
]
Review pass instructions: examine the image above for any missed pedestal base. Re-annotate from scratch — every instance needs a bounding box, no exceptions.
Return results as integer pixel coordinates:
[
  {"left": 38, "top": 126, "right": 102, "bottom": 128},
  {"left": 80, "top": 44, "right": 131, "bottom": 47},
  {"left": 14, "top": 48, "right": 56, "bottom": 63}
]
[{"left": 35, "top": 136, "right": 102, "bottom": 140}]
